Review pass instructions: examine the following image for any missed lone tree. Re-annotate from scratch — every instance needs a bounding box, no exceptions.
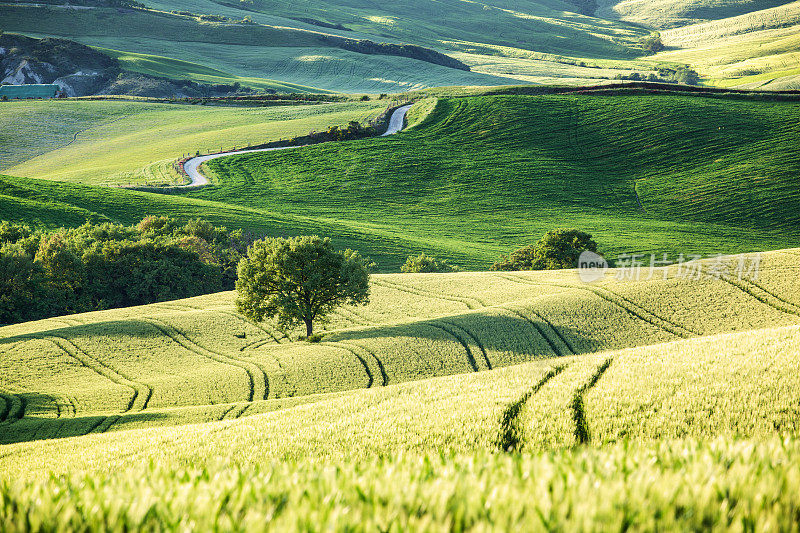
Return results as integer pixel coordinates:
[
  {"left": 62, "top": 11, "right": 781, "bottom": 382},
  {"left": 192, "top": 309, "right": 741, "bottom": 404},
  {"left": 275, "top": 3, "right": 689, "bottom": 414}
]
[
  {"left": 236, "top": 235, "right": 371, "bottom": 337},
  {"left": 492, "top": 228, "right": 600, "bottom": 271}
]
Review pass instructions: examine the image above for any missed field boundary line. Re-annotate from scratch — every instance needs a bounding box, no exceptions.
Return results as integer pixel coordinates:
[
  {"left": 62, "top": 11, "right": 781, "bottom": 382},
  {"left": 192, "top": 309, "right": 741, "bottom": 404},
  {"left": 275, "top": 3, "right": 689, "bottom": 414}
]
[
  {"left": 47, "top": 335, "right": 152, "bottom": 411},
  {"left": 143, "top": 318, "right": 268, "bottom": 401},
  {"left": 496, "top": 365, "right": 567, "bottom": 452},
  {"left": 424, "top": 322, "right": 480, "bottom": 372},
  {"left": 500, "top": 305, "right": 564, "bottom": 357},
  {"left": 572, "top": 358, "right": 613, "bottom": 445},
  {"left": 438, "top": 319, "right": 492, "bottom": 370}
]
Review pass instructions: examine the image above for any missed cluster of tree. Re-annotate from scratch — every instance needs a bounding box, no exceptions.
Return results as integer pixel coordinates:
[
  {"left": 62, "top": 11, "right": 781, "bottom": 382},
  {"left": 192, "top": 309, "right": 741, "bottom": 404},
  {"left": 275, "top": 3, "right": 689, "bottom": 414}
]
[
  {"left": 318, "top": 36, "right": 470, "bottom": 71},
  {"left": 0, "top": 217, "right": 251, "bottom": 325},
  {"left": 639, "top": 33, "right": 665, "bottom": 54},
  {"left": 614, "top": 67, "right": 700, "bottom": 86},
  {"left": 401, "top": 253, "right": 460, "bottom": 273},
  {"left": 491, "top": 229, "right": 602, "bottom": 271},
  {"left": 292, "top": 121, "right": 378, "bottom": 145}
]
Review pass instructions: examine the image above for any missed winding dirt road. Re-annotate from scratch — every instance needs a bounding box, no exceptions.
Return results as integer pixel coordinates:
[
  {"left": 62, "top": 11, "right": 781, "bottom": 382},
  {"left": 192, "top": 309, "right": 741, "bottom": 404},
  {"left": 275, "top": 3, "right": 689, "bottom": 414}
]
[{"left": 181, "top": 104, "right": 413, "bottom": 188}]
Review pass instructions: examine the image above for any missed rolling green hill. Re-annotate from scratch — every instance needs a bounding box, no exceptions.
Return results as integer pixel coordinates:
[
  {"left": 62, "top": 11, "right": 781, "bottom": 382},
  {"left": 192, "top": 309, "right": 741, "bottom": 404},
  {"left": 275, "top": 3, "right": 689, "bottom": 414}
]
[
  {"left": 196, "top": 92, "right": 800, "bottom": 264},
  {"left": 1, "top": 92, "right": 799, "bottom": 269},
  {"left": 0, "top": 99, "right": 386, "bottom": 185},
  {"left": 1, "top": 248, "right": 798, "bottom": 445},
  {"left": 2, "top": 0, "right": 798, "bottom": 90},
  {"left": 1, "top": 249, "right": 799, "bottom": 528}
]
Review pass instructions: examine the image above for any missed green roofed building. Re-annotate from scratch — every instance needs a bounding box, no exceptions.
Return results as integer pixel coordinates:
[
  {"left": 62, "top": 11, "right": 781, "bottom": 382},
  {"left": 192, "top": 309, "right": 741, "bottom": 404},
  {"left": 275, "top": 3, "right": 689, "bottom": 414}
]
[{"left": 0, "top": 84, "right": 60, "bottom": 99}]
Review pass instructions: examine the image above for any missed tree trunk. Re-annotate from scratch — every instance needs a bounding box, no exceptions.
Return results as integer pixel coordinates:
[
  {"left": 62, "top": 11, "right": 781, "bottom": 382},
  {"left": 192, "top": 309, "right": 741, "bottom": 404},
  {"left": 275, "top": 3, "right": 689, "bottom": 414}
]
[{"left": 304, "top": 318, "right": 313, "bottom": 337}]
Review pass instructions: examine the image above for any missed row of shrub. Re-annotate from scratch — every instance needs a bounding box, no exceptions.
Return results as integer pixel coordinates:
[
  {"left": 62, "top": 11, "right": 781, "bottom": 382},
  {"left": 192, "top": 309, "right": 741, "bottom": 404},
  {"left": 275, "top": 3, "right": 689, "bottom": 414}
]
[{"left": 0, "top": 217, "right": 252, "bottom": 326}]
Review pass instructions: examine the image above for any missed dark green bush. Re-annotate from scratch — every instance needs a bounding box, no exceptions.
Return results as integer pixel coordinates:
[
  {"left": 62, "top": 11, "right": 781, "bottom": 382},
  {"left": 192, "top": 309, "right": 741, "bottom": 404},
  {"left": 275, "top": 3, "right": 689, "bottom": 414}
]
[
  {"left": 401, "top": 253, "right": 460, "bottom": 273},
  {"left": 0, "top": 217, "right": 253, "bottom": 325},
  {"left": 492, "top": 228, "right": 601, "bottom": 271}
]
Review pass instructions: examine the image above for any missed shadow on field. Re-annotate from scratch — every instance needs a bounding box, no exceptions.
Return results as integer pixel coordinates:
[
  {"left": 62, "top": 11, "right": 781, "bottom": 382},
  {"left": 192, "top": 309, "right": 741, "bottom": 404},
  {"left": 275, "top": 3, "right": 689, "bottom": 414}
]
[
  {"left": 0, "top": 410, "right": 170, "bottom": 445},
  {"left": 327, "top": 311, "right": 602, "bottom": 365},
  {"left": 0, "top": 318, "right": 185, "bottom": 347}
]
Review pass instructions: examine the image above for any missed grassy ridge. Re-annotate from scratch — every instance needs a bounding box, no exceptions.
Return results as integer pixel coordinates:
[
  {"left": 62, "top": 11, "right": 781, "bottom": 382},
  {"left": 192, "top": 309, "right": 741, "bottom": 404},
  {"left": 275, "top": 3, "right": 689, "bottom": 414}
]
[
  {"left": 2, "top": 93, "right": 799, "bottom": 269},
  {"left": 197, "top": 94, "right": 800, "bottom": 263},
  {"left": 0, "top": 5, "right": 521, "bottom": 93},
  {"left": 1, "top": 249, "right": 797, "bottom": 445}
]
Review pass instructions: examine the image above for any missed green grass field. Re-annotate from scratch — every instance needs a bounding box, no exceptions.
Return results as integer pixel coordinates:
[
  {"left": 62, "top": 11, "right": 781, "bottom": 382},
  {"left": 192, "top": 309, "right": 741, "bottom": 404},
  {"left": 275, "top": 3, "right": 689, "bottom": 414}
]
[
  {"left": 197, "top": 92, "right": 800, "bottom": 265},
  {"left": 1, "top": 84, "right": 800, "bottom": 529},
  {"left": 0, "top": 99, "right": 386, "bottom": 185},
  {"left": 1, "top": 248, "right": 797, "bottom": 444},
  {"left": 2, "top": 92, "right": 799, "bottom": 269},
  {"left": 1, "top": 248, "right": 799, "bottom": 528}
]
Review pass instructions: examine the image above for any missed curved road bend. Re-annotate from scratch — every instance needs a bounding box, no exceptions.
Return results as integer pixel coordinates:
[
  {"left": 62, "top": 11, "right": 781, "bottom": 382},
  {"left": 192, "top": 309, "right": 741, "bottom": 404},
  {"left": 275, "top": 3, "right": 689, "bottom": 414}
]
[{"left": 181, "top": 104, "right": 413, "bottom": 188}]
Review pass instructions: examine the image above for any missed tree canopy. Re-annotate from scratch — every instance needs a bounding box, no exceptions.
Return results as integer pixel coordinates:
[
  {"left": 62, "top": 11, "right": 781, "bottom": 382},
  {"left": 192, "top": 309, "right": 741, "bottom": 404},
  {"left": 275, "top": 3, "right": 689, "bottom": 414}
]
[
  {"left": 492, "top": 228, "right": 600, "bottom": 271},
  {"left": 236, "top": 235, "right": 371, "bottom": 337}
]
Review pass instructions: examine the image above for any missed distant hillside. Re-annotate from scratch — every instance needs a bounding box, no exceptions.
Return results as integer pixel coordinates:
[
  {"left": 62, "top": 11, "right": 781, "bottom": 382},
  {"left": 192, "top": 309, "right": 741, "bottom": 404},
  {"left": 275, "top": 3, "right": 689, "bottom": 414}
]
[{"left": 0, "top": 33, "right": 275, "bottom": 96}]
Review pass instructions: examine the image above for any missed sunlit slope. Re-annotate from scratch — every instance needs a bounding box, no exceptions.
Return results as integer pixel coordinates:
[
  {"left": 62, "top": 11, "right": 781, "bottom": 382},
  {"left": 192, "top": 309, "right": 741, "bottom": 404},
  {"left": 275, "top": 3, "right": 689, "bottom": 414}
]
[
  {"left": 151, "top": 0, "right": 647, "bottom": 58},
  {"left": 1, "top": 249, "right": 797, "bottom": 445},
  {"left": 0, "top": 100, "right": 385, "bottom": 185},
  {"left": 653, "top": 2, "right": 800, "bottom": 87},
  {"left": 2, "top": 320, "right": 799, "bottom": 470},
  {"left": 597, "top": 0, "right": 793, "bottom": 28},
  {"left": 0, "top": 5, "right": 520, "bottom": 93},
  {"left": 197, "top": 94, "right": 800, "bottom": 259}
]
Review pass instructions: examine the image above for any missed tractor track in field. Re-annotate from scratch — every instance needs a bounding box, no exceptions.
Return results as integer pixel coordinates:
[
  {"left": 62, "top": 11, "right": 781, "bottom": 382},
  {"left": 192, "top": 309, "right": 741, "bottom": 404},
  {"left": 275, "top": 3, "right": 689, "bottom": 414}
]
[
  {"left": 47, "top": 335, "right": 152, "bottom": 411},
  {"left": 0, "top": 390, "right": 25, "bottom": 422},
  {"left": 496, "top": 273, "right": 696, "bottom": 339},
  {"left": 424, "top": 322, "right": 480, "bottom": 372},
  {"left": 497, "top": 364, "right": 566, "bottom": 452},
  {"left": 527, "top": 309, "right": 577, "bottom": 356},
  {"left": 335, "top": 306, "right": 375, "bottom": 326},
  {"left": 566, "top": 284, "right": 697, "bottom": 338},
  {"left": 499, "top": 305, "right": 566, "bottom": 358},
  {"left": 143, "top": 318, "right": 268, "bottom": 402},
  {"left": 326, "top": 342, "right": 376, "bottom": 388},
  {"left": 572, "top": 358, "right": 613, "bottom": 445},
  {"left": 55, "top": 395, "right": 77, "bottom": 418},
  {"left": 180, "top": 105, "right": 412, "bottom": 188},
  {"left": 717, "top": 275, "right": 800, "bottom": 319},
  {"left": 347, "top": 341, "right": 388, "bottom": 386},
  {"left": 438, "top": 319, "right": 492, "bottom": 370}
]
